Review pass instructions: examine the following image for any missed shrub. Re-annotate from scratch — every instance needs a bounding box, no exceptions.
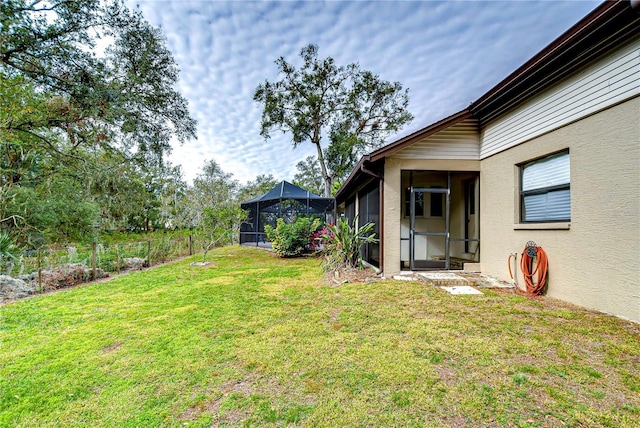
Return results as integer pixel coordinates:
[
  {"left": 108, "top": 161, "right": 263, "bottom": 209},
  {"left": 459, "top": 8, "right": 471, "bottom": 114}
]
[
  {"left": 265, "top": 217, "right": 320, "bottom": 257},
  {"left": 310, "top": 226, "right": 331, "bottom": 251},
  {"left": 0, "top": 233, "right": 19, "bottom": 275},
  {"left": 321, "top": 216, "right": 377, "bottom": 271}
]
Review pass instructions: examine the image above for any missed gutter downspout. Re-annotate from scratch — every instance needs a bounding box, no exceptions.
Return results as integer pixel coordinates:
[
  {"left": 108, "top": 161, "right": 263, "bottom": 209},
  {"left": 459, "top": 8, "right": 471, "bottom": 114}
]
[
  {"left": 360, "top": 164, "right": 382, "bottom": 180},
  {"left": 362, "top": 259, "right": 382, "bottom": 275},
  {"left": 379, "top": 170, "right": 384, "bottom": 275}
]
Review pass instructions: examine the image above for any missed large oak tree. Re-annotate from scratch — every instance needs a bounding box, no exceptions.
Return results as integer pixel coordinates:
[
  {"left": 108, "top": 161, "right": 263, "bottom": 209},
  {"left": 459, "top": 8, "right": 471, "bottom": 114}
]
[
  {"left": 0, "top": 0, "right": 196, "bottom": 243},
  {"left": 1, "top": 0, "right": 196, "bottom": 162},
  {"left": 254, "top": 44, "right": 413, "bottom": 197}
]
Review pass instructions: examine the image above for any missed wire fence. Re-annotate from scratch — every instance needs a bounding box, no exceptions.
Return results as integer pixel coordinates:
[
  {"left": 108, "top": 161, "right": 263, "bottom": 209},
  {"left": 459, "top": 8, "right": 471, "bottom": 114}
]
[{"left": 1, "top": 235, "right": 208, "bottom": 296}]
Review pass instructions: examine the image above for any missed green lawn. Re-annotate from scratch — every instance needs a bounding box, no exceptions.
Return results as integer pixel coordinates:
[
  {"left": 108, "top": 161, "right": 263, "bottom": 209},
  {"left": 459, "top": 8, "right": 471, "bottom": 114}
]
[{"left": 1, "top": 246, "right": 638, "bottom": 427}]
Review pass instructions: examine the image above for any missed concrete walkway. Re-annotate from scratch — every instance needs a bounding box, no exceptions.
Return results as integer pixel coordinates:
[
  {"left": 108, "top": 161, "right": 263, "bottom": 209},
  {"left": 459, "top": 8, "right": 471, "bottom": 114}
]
[{"left": 395, "top": 271, "right": 515, "bottom": 289}]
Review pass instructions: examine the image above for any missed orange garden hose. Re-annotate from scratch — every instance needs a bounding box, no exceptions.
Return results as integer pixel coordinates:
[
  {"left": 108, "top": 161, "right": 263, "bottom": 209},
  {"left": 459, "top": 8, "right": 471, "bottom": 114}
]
[
  {"left": 508, "top": 253, "right": 516, "bottom": 284},
  {"left": 519, "top": 244, "right": 548, "bottom": 296}
]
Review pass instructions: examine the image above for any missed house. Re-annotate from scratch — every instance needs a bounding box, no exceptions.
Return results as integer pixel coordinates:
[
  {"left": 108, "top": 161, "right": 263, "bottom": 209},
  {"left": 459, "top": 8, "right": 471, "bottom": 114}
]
[{"left": 335, "top": 0, "right": 640, "bottom": 322}]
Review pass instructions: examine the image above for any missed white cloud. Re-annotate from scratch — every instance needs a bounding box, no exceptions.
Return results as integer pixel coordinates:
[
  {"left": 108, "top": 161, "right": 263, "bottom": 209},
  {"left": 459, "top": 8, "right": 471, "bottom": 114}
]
[{"left": 129, "top": 0, "right": 600, "bottom": 184}]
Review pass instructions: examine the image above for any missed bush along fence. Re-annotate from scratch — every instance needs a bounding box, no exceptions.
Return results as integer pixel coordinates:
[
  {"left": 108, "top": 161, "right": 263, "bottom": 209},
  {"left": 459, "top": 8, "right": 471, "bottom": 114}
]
[{"left": 0, "top": 235, "right": 206, "bottom": 303}]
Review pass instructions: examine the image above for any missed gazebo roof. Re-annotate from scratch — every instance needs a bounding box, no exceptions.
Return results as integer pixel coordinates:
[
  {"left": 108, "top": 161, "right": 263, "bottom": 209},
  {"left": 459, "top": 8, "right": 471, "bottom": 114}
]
[
  {"left": 240, "top": 181, "right": 333, "bottom": 213},
  {"left": 242, "top": 181, "right": 328, "bottom": 204}
]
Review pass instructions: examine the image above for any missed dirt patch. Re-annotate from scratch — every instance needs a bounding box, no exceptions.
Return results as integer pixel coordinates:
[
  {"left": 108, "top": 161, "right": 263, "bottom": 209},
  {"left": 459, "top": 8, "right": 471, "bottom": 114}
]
[
  {"left": 327, "top": 309, "right": 341, "bottom": 323},
  {"left": 190, "top": 261, "right": 215, "bottom": 268},
  {"left": 324, "top": 266, "right": 380, "bottom": 287},
  {"left": 40, "top": 263, "right": 109, "bottom": 291},
  {"left": 179, "top": 368, "right": 316, "bottom": 424},
  {"left": 100, "top": 342, "right": 122, "bottom": 354},
  {"left": 435, "top": 364, "right": 458, "bottom": 387}
]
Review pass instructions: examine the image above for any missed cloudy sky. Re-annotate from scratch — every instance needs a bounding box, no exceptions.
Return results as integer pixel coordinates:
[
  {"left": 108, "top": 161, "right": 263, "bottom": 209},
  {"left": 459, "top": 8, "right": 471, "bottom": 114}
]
[{"left": 127, "top": 0, "right": 600, "bottom": 184}]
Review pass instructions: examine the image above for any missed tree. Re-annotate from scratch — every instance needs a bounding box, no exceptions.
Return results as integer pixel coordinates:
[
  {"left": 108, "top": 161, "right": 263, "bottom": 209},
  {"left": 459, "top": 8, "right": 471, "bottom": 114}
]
[
  {"left": 156, "top": 165, "right": 188, "bottom": 230},
  {"left": 293, "top": 156, "right": 323, "bottom": 196},
  {"left": 0, "top": 0, "right": 196, "bottom": 242},
  {"left": 199, "top": 205, "right": 247, "bottom": 263},
  {"left": 189, "top": 160, "right": 239, "bottom": 222},
  {"left": 87, "top": 153, "right": 151, "bottom": 231},
  {"left": 237, "top": 174, "right": 278, "bottom": 203},
  {"left": 10, "top": 179, "right": 99, "bottom": 245},
  {"left": 254, "top": 44, "right": 413, "bottom": 196},
  {"left": 0, "top": 0, "right": 196, "bottom": 165},
  {"left": 185, "top": 160, "right": 248, "bottom": 261}
]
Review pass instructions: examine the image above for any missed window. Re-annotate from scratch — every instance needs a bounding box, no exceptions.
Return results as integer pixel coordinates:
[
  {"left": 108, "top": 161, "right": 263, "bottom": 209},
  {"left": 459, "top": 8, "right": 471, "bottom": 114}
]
[
  {"left": 405, "top": 189, "right": 424, "bottom": 217},
  {"left": 520, "top": 150, "right": 570, "bottom": 222},
  {"left": 404, "top": 188, "right": 444, "bottom": 218}
]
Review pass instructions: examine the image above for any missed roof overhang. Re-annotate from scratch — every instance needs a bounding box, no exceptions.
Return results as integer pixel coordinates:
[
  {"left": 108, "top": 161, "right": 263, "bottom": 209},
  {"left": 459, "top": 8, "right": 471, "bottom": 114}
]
[
  {"left": 470, "top": 0, "right": 640, "bottom": 124},
  {"left": 336, "top": 1, "right": 640, "bottom": 202},
  {"left": 334, "top": 109, "right": 472, "bottom": 201},
  {"left": 368, "top": 109, "right": 472, "bottom": 162},
  {"left": 334, "top": 155, "right": 383, "bottom": 201}
]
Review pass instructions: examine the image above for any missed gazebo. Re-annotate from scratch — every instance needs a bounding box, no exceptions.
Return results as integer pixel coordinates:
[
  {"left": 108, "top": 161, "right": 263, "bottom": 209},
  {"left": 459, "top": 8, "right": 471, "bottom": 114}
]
[{"left": 239, "top": 181, "right": 334, "bottom": 245}]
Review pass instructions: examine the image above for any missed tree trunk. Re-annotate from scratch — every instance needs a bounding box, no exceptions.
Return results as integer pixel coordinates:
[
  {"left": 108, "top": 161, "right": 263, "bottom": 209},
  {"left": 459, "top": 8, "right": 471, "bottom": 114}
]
[{"left": 314, "top": 142, "right": 332, "bottom": 197}]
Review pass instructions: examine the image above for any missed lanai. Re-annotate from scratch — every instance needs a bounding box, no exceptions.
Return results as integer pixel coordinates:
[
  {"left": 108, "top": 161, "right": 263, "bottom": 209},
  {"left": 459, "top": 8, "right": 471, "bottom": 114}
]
[{"left": 239, "top": 181, "right": 334, "bottom": 245}]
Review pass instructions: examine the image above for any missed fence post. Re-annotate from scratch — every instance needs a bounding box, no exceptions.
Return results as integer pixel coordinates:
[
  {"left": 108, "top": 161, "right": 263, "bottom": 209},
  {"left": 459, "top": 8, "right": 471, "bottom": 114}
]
[
  {"left": 92, "top": 242, "right": 97, "bottom": 281},
  {"left": 37, "top": 248, "right": 42, "bottom": 291},
  {"left": 161, "top": 235, "right": 166, "bottom": 264},
  {"left": 189, "top": 235, "right": 193, "bottom": 256},
  {"left": 116, "top": 244, "right": 120, "bottom": 275},
  {"left": 147, "top": 240, "right": 151, "bottom": 267}
]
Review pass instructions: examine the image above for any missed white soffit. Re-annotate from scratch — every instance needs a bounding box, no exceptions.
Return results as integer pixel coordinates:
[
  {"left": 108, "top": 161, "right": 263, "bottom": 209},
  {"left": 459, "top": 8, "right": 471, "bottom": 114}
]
[{"left": 393, "top": 118, "right": 480, "bottom": 160}]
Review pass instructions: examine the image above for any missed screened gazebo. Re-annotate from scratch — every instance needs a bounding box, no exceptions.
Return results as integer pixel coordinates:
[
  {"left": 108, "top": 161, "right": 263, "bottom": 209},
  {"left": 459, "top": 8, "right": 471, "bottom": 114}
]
[{"left": 240, "top": 181, "right": 334, "bottom": 245}]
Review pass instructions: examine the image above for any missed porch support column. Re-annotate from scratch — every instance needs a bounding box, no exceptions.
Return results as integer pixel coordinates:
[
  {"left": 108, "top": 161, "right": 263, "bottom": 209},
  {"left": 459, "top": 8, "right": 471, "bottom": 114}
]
[{"left": 256, "top": 201, "right": 260, "bottom": 246}]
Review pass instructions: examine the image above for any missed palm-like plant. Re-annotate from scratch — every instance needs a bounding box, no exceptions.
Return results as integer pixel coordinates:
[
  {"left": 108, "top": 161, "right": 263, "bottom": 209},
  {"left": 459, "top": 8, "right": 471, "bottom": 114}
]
[
  {"left": 321, "top": 216, "right": 377, "bottom": 271},
  {"left": 0, "top": 232, "right": 19, "bottom": 274}
]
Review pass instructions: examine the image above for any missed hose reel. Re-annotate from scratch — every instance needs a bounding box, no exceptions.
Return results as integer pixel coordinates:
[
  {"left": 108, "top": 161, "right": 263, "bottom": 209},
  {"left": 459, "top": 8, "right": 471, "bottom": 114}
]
[
  {"left": 509, "top": 241, "right": 549, "bottom": 296},
  {"left": 524, "top": 241, "right": 538, "bottom": 258}
]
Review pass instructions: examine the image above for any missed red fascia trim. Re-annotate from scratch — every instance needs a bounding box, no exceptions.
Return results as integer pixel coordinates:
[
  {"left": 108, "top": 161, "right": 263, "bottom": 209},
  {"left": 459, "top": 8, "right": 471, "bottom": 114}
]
[{"left": 471, "top": 1, "right": 624, "bottom": 113}]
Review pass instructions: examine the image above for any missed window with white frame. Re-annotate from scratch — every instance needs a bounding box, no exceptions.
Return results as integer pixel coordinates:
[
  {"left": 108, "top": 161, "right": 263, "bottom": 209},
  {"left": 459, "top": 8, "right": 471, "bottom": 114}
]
[{"left": 520, "top": 150, "right": 570, "bottom": 222}]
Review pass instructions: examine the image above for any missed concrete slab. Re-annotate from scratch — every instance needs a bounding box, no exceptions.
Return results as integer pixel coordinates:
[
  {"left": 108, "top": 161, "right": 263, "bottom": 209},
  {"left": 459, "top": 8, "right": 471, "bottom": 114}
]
[
  {"left": 240, "top": 242, "right": 273, "bottom": 251},
  {"left": 458, "top": 273, "right": 515, "bottom": 289},
  {"left": 463, "top": 263, "right": 481, "bottom": 272},
  {"left": 416, "top": 272, "right": 476, "bottom": 286},
  {"left": 392, "top": 275, "right": 419, "bottom": 281},
  {"left": 441, "top": 285, "right": 483, "bottom": 295}
]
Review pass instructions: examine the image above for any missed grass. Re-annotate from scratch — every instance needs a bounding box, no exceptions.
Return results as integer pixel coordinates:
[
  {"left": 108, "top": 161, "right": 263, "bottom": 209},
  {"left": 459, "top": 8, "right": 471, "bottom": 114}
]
[{"left": 1, "top": 246, "right": 638, "bottom": 427}]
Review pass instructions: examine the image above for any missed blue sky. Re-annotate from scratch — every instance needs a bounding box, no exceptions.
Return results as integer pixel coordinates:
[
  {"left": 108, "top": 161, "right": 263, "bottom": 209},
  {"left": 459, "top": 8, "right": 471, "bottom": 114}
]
[{"left": 127, "top": 0, "right": 600, "bottom": 184}]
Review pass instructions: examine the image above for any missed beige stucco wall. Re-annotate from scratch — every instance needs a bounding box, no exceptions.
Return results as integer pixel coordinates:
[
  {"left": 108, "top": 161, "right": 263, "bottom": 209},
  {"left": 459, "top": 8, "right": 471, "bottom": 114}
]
[
  {"left": 382, "top": 158, "right": 480, "bottom": 275},
  {"left": 479, "top": 96, "right": 640, "bottom": 322}
]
